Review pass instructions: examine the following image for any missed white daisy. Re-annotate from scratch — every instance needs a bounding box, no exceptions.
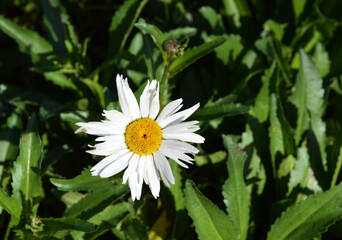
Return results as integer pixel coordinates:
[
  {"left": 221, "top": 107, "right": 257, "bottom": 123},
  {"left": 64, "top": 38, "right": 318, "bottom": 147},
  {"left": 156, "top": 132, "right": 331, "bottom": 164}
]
[{"left": 75, "top": 74, "right": 204, "bottom": 200}]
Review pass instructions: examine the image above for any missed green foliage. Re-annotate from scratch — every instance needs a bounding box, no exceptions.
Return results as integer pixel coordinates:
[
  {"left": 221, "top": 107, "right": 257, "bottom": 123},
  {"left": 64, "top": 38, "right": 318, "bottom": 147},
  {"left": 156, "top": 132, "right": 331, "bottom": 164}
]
[
  {"left": 267, "top": 183, "right": 342, "bottom": 240},
  {"left": 222, "top": 135, "right": 250, "bottom": 240},
  {"left": 184, "top": 180, "right": 238, "bottom": 240},
  {"left": 1, "top": 0, "right": 342, "bottom": 239}
]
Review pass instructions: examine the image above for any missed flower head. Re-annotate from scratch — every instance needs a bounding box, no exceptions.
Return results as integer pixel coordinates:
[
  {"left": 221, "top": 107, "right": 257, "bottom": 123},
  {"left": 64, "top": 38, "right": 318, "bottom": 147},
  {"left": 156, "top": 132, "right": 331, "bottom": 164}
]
[{"left": 75, "top": 75, "right": 204, "bottom": 200}]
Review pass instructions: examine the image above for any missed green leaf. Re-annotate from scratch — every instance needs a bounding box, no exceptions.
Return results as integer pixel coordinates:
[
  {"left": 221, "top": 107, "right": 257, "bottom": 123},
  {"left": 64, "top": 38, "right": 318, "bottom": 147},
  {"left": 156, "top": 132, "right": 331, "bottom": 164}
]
[
  {"left": 11, "top": 114, "right": 44, "bottom": 215},
  {"left": 81, "top": 79, "right": 106, "bottom": 109},
  {"left": 0, "top": 187, "right": 22, "bottom": 220},
  {"left": 251, "top": 61, "right": 276, "bottom": 123},
  {"left": 194, "top": 102, "right": 249, "bottom": 121},
  {"left": 108, "top": 0, "right": 148, "bottom": 58},
  {"left": 199, "top": 6, "right": 226, "bottom": 34},
  {"left": 164, "top": 27, "right": 197, "bottom": 41},
  {"left": 287, "top": 147, "right": 309, "bottom": 196},
  {"left": 50, "top": 168, "right": 113, "bottom": 191},
  {"left": 135, "top": 20, "right": 168, "bottom": 63},
  {"left": 0, "top": 109, "right": 22, "bottom": 178},
  {"left": 331, "top": 147, "right": 342, "bottom": 188},
  {"left": 222, "top": 0, "right": 251, "bottom": 29},
  {"left": 267, "top": 183, "right": 342, "bottom": 240},
  {"left": 292, "top": 0, "right": 307, "bottom": 23},
  {"left": 222, "top": 135, "right": 250, "bottom": 240},
  {"left": 169, "top": 37, "right": 226, "bottom": 77},
  {"left": 39, "top": 217, "right": 98, "bottom": 236},
  {"left": 81, "top": 202, "right": 133, "bottom": 239},
  {"left": 312, "top": 42, "right": 330, "bottom": 78},
  {"left": 184, "top": 180, "right": 238, "bottom": 240},
  {"left": 255, "top": 37, "right": 291, "bottom": 85},
  {"left": 41, "top": 0, "right": 67, "bottom": 56},
  {"left": 289, "top": 49, "right": 325, "bottom": 144},
  {"left": 64, "top": 184, "right": 128, "bottom": 220},
  {"left": 201, "top": 34, "right": 243, "bottom": 65},
  {"left": 43, "top": 72, "right": 79, "bottom": 92},
  {"left": 0, "top": 16, "right": 52, "bottom": 62},
  {"left": 122, "top": 218, "right": 148, "bottom": 240},
  {"left": 269, "top": 94, "right": 285, "bottom": 175}
]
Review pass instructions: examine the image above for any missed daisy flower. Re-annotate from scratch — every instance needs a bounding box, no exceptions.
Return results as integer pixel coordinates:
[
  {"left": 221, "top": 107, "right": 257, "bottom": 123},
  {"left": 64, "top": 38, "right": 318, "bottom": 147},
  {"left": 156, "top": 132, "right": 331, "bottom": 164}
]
[{"left": 75, "top": 74, "right": 204, "bottom": 200}]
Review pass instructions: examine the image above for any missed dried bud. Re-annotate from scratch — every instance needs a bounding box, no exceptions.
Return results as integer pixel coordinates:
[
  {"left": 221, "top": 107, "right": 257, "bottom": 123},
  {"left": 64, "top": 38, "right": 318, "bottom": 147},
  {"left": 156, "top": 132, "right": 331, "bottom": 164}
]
[{"left": 164, "top": 39, "right": 179, "bottom": 55}]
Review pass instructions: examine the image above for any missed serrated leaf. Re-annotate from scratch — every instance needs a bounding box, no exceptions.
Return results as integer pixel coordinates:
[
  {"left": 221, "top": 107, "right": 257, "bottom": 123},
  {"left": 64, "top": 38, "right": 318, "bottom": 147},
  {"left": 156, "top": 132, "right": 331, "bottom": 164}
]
[
  {"left": 312, "top": 42, "right": 330, "bottom": 78},
  {"left": 287, "top": 147, "right": 309, "bottom": 196},
  {"left": 135, "top": 21, "right": 168, "bottom": 63},
  {"left": 169, "top": 37, "right": 226, "bottom": 77},
  {"left": 81, "top": 202, "right": 133, "bottom": 240},
  {"left": 0, "top": 16, "right": 52, "bottom": 62},
  {"left": 39, "top": 217, "right": 97, "bottom": 236},
  {"left": 289, "top": 49, "right": 325, "bottom": 145},
  {"left": 252, "top": 61, "right": 276, "bottom": 123},
  {"left": 269, "top": 94, "right": 285, "bottom": 175},
  {"left": 0, "top": 187, "right": 22, "bottom": 220},
  {"left": 64, "top": 184, "right": 128, "bottom": 220},
  {"left": 11, "top": 114, "right": 43, "bottom": 215},
  {"left": 108, "top": 0, "right": 148, "bottom": 58},
  {"left": 267, "top": 183, "right": 342, "bottom": 240},
  {"left": 41, "top": 0, "right": 67, "bottom": 56},
  {"left": 194, "top": 102, "right": 249, "bottom": 121},
  {"left": 184, "top": 180, "right": 238, "bottom": 240},
  {"left": 222, "top": 135, "right": 250, "bottom": 240},
  {"left": 50, "top": 168, "right": 113, "bottom": 191},
  {"left": 43, "top": 72, "right": 79, "bottom": 92}
]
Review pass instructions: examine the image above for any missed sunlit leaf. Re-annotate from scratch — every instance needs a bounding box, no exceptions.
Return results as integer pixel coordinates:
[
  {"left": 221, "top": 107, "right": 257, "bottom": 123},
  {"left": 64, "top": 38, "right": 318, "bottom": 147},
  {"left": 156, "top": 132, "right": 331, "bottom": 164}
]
[
  {"left": 50, "top": 168, "right": 113, "bottom": 191},
  {"left": 11, "top": 114, "right": 44, "bottom": 216},
  {"left": 267, "top": 183, "right": 342, "bottom": 240},
  {"left": 39, "top": 217, "right": 98, "bottom": 237},
  {"left": 0, "top": 187, "right": 22, "bottom": 220},
  {"left": 135, "top": 21, "right": 168, "bottom": 63},
  {"left": 184, "top": 180, "right": 238, "bottom": 240},
  {"left": 222, "top": 135, "right": 250, "bottom": 240},
  {"left": 169, "top": 37, "right": 226, "bottom": 77}
]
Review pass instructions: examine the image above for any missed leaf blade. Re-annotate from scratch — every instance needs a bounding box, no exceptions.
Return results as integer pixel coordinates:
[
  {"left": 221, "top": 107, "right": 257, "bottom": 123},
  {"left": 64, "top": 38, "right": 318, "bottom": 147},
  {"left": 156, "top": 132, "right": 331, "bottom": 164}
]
[
  {"left": 222, "top": 135, "right": 250, "bottom": 240},
  {"left": 169, "top": 37, "right": 226, "bottom": 77},
  {"left": 267, "top": 183, "right": 342, "bottom": 240},
  {"left": 184, "top": 180, "right": 238, "bottom": 240}
]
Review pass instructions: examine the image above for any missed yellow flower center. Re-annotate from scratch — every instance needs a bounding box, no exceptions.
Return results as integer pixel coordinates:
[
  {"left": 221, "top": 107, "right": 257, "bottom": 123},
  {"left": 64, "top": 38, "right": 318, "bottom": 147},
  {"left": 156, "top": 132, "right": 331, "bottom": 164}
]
[{"left": 124, "top": 118, "right": 162, "bottom": 155}]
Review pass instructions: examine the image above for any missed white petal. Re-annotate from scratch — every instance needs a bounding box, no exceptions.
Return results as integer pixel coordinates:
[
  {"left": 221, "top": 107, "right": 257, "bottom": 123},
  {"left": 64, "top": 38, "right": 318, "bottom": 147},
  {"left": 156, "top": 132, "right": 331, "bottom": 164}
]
[
  {"left": 97, "top": 152, "right": 133, "bottom": 178},
  {"left": 161, "top": 140, "right": 199, "bottom": 154},
  {"left": 159, "top": 142, "right": 194, "bottom": 168},
  {"left": 163, "top": 132, "right": 205, "bottom": 144},
  {"left": 122, "top": 154, "right": 139, "bottom": 184},
  {"left": 102, "top": 110, "right": 129, "bottom": 127},
  {"left": 158, "top": 103, "right": 200, "bottom": 128},
  {"left": 146, "top": 155, "right": 160, "bottom": 198},
  {"left": 75, "top": 122, "right": 122, "bottom": 136},
  {"left": 156, "top": 99, "right": 183, "bottom": 124},
  {"left": 162, "top": 121, "right": 200, "bottom": 134},
  {"left": 153, "top": 150, "right": 175, "bottom": 187},
  {"left": 91, "top": 148, "right": 130, "bottom": 175},
  {"left": 116, "top": 74, "right": 140, "bottom": 120},
  {"left": 139, "top": 81, "right": 151, "bottom": 118},
  {"left": 86, "top": 136, "right": 126, "bottom": 156},
  {"left": 149, "top": 82, "right": 160, "bottom": 119}
]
